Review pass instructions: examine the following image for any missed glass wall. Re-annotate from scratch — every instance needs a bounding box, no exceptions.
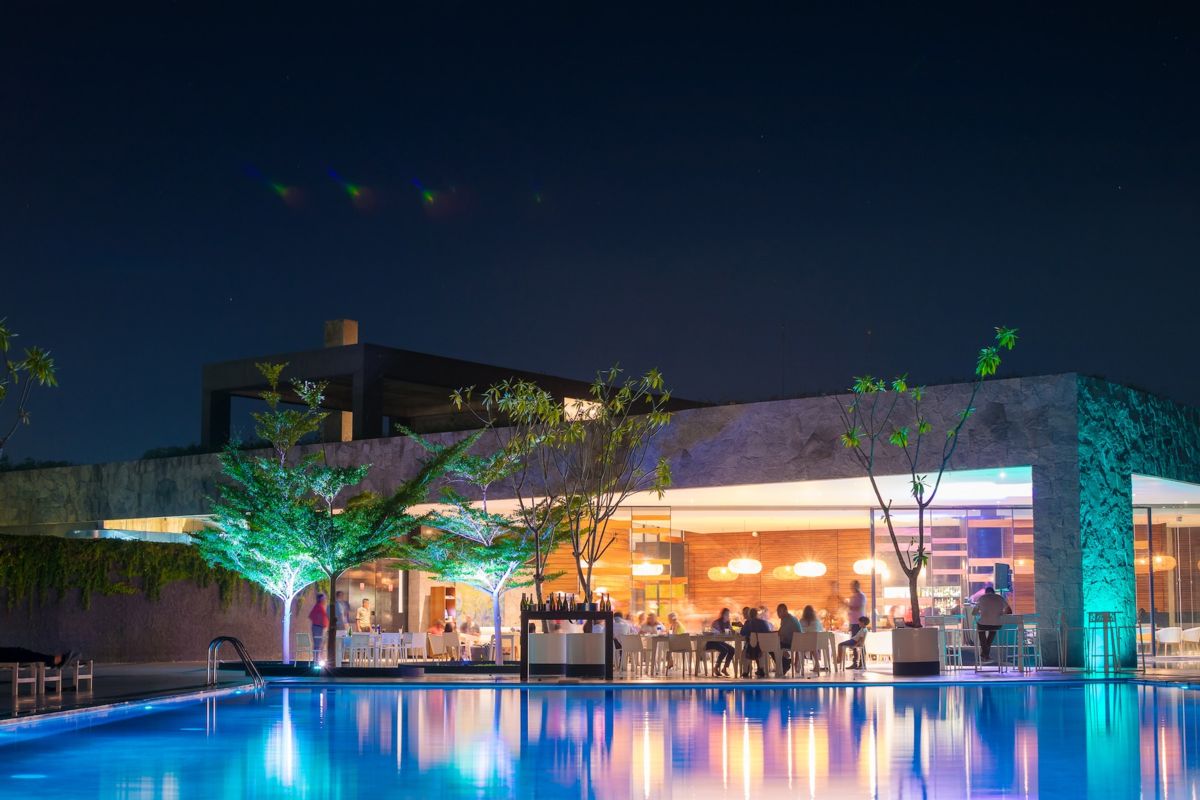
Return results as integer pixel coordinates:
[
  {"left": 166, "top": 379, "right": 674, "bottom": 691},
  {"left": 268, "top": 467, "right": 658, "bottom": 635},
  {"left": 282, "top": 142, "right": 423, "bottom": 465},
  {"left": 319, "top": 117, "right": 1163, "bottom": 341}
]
[
  {"left": 335, "top": 559, "right": 406, "bottom": 632},
  {"left": 1133, "top": 505, "right": 1200, "bottom": 657},
  {"left": 869, "top": 507, "right": 1035, "bottom": 627}
]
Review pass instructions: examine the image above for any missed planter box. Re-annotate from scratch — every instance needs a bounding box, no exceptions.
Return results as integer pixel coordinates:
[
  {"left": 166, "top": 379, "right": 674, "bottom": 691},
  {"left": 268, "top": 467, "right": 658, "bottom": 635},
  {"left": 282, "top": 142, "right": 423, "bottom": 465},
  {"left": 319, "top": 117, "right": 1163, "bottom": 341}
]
[
  {"left": 565, "top": 633, "right": 607, "bottom": 678},
  {"left": 891, "top": 627, "right": 941, "bottom": 676},
  {"left": 527, "top": 633, "right": 568, "bottom": 677}
]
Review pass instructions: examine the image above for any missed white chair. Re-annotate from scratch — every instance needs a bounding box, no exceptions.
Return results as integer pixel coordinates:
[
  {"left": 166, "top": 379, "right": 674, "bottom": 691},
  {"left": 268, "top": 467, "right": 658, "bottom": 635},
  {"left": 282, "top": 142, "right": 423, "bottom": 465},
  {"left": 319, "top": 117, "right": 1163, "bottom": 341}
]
[
  {"left": 401, "top": 632, "right": 427, "bottom": 661},
  {"left": 347, "top": 633, "right": 374, "bottom": 666},
  {"left": 378, "top": 633, "right": 403, "bottom": 666},
  {"left": 665, "top": 635, "right": 695, "bottom": 675},
  {"left": 70, "top": 659, "right": 95, "bottom": 691},
  {"left": 42, "top": 662, "right": 64, "bottom": 696},
  {"left": 790, "top": 632, "right": 821, "bottom": 677},
  {"left": 4, "top": 663, "right": 40, "bottom": 701},
  {"left": 1182, "top": 627, "right": 1200, "bottom": 654},
  {"left": 294, "top": 632, "right": 314, "bottom": 663},
  {"left": 1157, "top": 627, "right": 1184, "bottom": 655},
  {"left": 615, "top": 634, "right": 648, "bottom": 676},
  {"left": 747, "top": 632, "right": 782, "bottom": 677}
]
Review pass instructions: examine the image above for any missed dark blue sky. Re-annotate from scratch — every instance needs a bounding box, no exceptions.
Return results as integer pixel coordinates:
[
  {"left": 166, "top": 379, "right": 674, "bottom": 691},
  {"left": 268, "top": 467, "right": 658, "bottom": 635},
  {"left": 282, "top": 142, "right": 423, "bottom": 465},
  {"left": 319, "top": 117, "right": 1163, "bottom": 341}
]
[{"left": 3, "top": 5, "right": 1198, "bottom": 464}]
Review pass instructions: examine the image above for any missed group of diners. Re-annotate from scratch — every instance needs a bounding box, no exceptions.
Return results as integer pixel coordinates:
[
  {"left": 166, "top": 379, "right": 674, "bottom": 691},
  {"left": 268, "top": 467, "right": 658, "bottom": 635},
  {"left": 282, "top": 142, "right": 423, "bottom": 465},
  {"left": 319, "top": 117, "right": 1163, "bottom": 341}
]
[{"left": 603, "top": 579, "right": 873, "bottom": 678}]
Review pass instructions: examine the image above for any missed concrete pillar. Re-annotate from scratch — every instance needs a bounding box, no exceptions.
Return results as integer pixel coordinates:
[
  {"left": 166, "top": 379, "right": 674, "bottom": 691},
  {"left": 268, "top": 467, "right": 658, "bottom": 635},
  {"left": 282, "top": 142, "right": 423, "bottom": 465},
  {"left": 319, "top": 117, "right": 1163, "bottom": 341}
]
[
  {"left": 323, "top": 319, "right": 358, "bottom": 443},
  {"left": 201, "top": 389, "right": 231, "bottom": 450},
  {"left": 1033, "top": 463, "right": 1083, "bottom": 667}
]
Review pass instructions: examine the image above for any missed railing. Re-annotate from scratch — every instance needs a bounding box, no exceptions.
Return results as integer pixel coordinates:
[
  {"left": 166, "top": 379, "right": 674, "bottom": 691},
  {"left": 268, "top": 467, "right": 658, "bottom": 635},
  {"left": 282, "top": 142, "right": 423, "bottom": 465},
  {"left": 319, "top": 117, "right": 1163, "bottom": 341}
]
[{"left": 207, "top": 636, "right": 265, "bottom": 689}]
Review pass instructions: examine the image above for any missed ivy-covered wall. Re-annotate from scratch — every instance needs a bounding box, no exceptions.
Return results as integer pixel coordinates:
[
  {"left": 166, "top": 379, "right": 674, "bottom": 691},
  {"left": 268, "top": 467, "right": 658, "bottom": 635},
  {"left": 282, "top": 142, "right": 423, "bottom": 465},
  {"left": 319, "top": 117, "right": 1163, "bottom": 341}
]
[{"left": 0, "top": 535, "right": 316, "bottom": 662}]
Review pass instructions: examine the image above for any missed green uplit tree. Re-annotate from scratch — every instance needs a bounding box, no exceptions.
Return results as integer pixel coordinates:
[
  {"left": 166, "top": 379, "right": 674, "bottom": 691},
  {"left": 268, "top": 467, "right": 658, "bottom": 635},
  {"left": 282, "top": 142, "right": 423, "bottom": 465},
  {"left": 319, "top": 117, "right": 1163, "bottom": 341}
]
[
  {"left": 193, "top": 363, "right": 327, "bottom": 663},
  {"left": 295, "top": 436, "right": 473, "bottom": 670},
  {"left": 551, "top": 366, "right": 673, "bottom": 603},
  {"left": 0, "top": 319, "right": 58, "bottom": 460},
  {"left": 836, "top": 326, "right": 1018, "bottom": 627},
  {"left": 398, "top": 431, "right": 563, "bottom": 663},
  {"left": 450, "top": 379, "right": 568, "bottom": 613}
]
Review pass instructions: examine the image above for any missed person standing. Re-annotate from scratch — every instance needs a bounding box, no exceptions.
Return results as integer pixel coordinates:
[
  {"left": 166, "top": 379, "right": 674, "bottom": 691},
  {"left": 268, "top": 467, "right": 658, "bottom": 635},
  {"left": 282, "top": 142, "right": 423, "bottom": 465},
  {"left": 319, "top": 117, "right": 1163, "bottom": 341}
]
[
  {"left": 333, "top": 590, "right": 353, "bottom": 635},
  {"left": 847, "top": 581, "right": 867, "bottom": 635},
  {"left": 308, "top": 593, "right": 328, "bottom": 664},
  {"left": 973, "top": 587, "right": 1013, "bottom": 663},
  {"left": 356, "top": 598, "right": 372, "bottom": 632}
]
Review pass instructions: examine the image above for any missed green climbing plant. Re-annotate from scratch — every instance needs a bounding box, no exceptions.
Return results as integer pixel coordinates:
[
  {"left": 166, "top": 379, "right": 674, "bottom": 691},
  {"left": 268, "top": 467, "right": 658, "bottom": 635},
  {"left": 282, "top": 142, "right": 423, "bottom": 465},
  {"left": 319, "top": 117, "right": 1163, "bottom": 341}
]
[{"left": 0, "top": 534, "right": 247, "bottom": 611}]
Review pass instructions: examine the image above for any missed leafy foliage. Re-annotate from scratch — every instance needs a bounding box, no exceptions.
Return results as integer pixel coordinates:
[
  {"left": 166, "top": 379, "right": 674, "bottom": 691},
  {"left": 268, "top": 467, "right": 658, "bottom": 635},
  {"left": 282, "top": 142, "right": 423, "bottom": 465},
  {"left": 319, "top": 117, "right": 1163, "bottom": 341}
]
[
  {"left": 836, "top": 327, "right": 1018, "bottom": 626},
  {"left": 0, "top": 318, "right": 58, "bottom": 458},
  {"left": 0, "top": 534, "right": 244, "bottom": 612}
]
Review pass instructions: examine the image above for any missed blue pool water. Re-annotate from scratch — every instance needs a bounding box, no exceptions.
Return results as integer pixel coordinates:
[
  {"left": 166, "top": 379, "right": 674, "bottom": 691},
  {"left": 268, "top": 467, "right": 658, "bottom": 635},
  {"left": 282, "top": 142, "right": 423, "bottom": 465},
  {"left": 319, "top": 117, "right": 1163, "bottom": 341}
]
[{"left": 0, "top": 682, "right": 1198, "bottom": 798}]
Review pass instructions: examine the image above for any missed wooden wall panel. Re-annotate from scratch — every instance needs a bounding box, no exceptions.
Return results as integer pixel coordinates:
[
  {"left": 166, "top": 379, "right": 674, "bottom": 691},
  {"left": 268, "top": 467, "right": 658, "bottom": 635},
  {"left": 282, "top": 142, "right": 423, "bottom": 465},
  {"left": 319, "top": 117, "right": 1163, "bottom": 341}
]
[
  {"left": 541, "top": 519, "right": 632, "bottom": 610},
  {"left": 685, "top": 529, "right": 871, "bottom": 630}
]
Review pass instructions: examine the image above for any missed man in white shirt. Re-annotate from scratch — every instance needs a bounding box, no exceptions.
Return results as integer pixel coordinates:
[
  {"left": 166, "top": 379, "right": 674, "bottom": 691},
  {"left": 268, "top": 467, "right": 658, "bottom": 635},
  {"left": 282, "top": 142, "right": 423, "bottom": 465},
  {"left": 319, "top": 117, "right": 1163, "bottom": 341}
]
[{"left": 972, "top": 587, "right": 1012, "bottom": 662}]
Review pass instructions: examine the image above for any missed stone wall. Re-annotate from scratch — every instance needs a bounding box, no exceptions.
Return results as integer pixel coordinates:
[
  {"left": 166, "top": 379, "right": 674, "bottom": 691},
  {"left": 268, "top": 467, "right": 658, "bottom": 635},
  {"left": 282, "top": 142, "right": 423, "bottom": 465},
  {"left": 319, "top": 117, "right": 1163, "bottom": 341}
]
[{"left": 1076, "top": 377, "right": 1200, "bottom": 664}]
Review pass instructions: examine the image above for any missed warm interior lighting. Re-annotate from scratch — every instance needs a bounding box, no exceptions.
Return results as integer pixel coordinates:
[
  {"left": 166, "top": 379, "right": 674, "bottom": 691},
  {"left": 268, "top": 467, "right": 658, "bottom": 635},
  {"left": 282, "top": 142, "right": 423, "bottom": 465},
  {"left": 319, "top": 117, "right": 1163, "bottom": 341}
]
[
  {"left": 1135, "top": 554, "right": 1177, "bottom": 573},
  {"left": 852, "top": 559, "right": 889, "bottom": 577},
  {"left": 771, "top": 565, "right": 800, "bottom": 581},
  {"left": 792, "top": 560, "right": 827, "bottom": 578},
  {"left": 594, "top": 586, "right": 609, "bottom": 595},
  {"left": 728, "top": 558, "right": 763, "bottom": 575},
  {"left": 1014, "top": 558, "right": 1034, "bottom": 574},
  {"left": 632, "top": 562, "right": 665, "bottom": 577},
  {"left": 707, "top": 566, "right": 738, "bottom": 582}
]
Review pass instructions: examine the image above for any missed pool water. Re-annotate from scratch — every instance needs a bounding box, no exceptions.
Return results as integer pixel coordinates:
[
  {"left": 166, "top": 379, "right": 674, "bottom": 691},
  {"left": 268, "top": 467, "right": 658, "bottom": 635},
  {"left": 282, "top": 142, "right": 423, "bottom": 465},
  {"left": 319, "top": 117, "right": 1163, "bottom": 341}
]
[{"left": 0, "top": 683, "right": 1197, "bottom": 798}]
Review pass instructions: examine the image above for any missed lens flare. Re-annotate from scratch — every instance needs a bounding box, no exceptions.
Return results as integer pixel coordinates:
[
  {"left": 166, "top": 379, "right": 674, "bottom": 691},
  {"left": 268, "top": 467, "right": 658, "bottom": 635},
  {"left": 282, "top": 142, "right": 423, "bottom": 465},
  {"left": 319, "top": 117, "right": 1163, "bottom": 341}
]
[{"left": 328, "top": 168, "right": 375, "bottom": 209}]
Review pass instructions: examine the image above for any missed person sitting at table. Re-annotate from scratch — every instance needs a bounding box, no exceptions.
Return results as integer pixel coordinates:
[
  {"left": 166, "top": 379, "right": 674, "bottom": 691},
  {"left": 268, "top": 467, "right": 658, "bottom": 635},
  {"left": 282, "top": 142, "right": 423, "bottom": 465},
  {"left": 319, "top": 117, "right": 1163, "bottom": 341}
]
[
  {"left": 838, "top": 616, "right": 871, "bottom": 669},
  {"left": 776, "top": 603, "right": 800, "bottom": 674},
  {"left": 640, "top": 613, "right": 664, "bottom": 634},
  {"left": 427, "top": 621, "right": 444, "bottom": 635},
  {"left": 666, "top": 612, "right": 687, "bottom": 635},
  {"left": 613, "top": 611, "right": 639, "bottom": 636},
  {"left": 740, "top": 608, "right": 772, "bottom": 678},
  {"left": 739, "top": 607, "right": 751, "bottom": 628},
  {"left": 706, "top": 608, "right": 736, "bottom": 677},
  {"left": 799, "top": 605, "right": 823, "bottom": 632},
  {"left": 636, "top": 612, "right": 647, "bottom": 630},
  {"left": 459, "top": 615, "right": 480, "bottom": 635},
  {"left": 443, "top": 620, "right": 455, "bottom": 633}
]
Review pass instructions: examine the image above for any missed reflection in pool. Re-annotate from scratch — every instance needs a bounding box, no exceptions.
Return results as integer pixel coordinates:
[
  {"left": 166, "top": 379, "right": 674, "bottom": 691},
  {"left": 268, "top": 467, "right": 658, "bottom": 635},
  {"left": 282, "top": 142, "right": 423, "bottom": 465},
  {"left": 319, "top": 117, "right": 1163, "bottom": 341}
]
[{"left": 1, "top": 683, "right": 1197, "bottom": 798}]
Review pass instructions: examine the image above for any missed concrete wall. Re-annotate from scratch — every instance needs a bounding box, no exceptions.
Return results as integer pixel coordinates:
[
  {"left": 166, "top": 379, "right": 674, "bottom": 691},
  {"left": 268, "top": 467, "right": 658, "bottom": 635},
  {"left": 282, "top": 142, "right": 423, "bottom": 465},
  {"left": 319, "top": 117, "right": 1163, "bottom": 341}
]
[{"left": 0, "top": 581, "right": 321, "bottom": 663}]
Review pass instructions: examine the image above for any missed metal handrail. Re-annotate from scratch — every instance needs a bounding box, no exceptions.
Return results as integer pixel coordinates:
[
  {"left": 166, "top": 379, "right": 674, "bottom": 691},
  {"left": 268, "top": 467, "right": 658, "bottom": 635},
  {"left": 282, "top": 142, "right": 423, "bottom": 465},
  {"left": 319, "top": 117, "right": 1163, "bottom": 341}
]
[{"left": 207, "top": 636, "right": 265, "bottom": 689}]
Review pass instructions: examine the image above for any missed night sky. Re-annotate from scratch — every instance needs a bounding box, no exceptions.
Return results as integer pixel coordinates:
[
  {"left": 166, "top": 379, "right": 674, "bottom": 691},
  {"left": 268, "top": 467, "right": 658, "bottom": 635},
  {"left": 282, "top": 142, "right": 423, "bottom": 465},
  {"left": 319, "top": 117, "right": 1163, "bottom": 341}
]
[{"left": 3, "top": 6, "right": 1198, "bottom": 465}]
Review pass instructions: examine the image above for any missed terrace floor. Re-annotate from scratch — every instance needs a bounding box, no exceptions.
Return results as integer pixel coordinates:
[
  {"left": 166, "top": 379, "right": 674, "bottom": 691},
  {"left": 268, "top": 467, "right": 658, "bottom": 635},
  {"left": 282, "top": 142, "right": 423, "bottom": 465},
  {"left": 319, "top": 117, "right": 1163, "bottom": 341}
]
[{"left": 9, "top": 657, "right": 1187, "bottom": 722}]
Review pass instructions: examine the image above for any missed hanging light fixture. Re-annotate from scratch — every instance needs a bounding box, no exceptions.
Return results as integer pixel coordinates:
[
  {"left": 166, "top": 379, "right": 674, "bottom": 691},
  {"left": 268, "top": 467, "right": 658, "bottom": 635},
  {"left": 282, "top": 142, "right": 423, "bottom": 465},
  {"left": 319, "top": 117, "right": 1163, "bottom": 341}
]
[
  {"left": 792, "top": 560, "right": 827, "bottom": 578},
  {"left": 728, "top": 557, "right": 763, "bottom": 575},
  {"left": 771, "top": 565, "right": 801, "bottom": 581},
  {"left": 853, "top": 558, "right": 889, "bottom": 577},
  {"left": 1135, "top": 554, "right": 1177, "bottom": 573},
  {"left": 632, "top": 562, "right": 665, "bottom": 577},
  {"left": 707, "top": 566, "right": 738, "bottom": 582}
]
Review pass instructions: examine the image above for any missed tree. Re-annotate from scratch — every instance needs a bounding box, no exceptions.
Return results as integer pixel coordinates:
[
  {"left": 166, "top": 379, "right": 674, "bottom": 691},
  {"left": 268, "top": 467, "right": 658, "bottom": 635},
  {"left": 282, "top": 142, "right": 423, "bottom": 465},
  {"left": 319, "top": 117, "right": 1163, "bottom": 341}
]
[
  {"left": 450, "top": 379, "right": 568, "bottom": 612},
  {"left": 398, "top": 430, "right": 563, "bottom": 664},
  {"left": 551, "top": 366, "right": 673, "bottom": 603},
  {"left": 192, "top": 363, "right": 327, "bottom": 663},
  {"left": 293, "top": 434, "right": 473, "bottom": 670},
  {"left": 836, "top": 326, "right": 1018, "bottom": 627},
  {"left": 0, "top": 319, "right": 58, "bottom": 460}
]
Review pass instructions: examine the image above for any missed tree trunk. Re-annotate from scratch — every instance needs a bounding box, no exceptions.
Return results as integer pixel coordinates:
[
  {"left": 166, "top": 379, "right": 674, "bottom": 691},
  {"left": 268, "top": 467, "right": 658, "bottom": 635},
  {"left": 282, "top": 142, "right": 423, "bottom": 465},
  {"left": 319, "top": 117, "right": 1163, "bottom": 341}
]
[
  {"left": 325, "top": 571, "right": 341, "bottom": 671},
  {"left": 281, "top": 596, "right": 293, "bottom": 664},
  {"left": 492, "top": 591, "right": 505, "bottom": 666},
  {"left": 908, "top": 570, "right": 923, "bottom": 628}
]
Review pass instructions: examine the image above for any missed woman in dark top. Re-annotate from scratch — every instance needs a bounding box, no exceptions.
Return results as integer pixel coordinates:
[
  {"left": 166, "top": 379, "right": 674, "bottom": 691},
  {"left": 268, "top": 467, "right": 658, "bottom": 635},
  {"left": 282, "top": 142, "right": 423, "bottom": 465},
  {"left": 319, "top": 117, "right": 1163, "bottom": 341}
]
[{"left": 706, "top": 608, "right": 736, "bottom": 677}]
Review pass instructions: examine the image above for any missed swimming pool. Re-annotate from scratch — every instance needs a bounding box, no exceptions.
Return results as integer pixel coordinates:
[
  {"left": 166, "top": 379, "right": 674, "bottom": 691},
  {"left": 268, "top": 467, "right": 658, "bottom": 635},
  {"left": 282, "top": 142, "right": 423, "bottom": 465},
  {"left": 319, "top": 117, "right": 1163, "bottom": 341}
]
[{"left": 0, "top": 682, "right": 1196, "bottom": 798}]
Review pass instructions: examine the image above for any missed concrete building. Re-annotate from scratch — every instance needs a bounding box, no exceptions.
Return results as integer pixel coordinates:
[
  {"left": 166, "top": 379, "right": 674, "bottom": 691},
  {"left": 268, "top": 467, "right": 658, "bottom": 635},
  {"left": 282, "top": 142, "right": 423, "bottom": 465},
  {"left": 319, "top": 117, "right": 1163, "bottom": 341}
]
[{"left": 3, "top": 328, "right": 1199, "bottom": 667}]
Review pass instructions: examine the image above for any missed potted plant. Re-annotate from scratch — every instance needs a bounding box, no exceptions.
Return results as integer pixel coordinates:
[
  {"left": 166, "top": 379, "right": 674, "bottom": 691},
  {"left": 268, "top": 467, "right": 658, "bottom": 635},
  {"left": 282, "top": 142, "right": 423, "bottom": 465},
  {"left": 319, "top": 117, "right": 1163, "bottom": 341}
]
[{"left": 836, "top": 327, "right": 1018, "bottom": 675}]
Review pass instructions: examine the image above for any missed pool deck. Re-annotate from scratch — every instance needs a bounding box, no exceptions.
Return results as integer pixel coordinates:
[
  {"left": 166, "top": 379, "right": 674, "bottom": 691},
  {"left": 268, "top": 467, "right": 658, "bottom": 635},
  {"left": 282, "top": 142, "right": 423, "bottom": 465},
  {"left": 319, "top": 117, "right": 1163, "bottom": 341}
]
[{"left": 8, "top": 659, "right": 1199, "bottom": 721}]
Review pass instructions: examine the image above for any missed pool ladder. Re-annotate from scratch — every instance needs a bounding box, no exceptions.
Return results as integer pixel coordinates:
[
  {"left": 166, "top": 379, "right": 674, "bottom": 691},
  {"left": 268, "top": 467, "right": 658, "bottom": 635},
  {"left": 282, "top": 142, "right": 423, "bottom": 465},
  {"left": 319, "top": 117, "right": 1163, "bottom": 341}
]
[{"left": 207, "top": 636, "right": 265, "bottom": 690}]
